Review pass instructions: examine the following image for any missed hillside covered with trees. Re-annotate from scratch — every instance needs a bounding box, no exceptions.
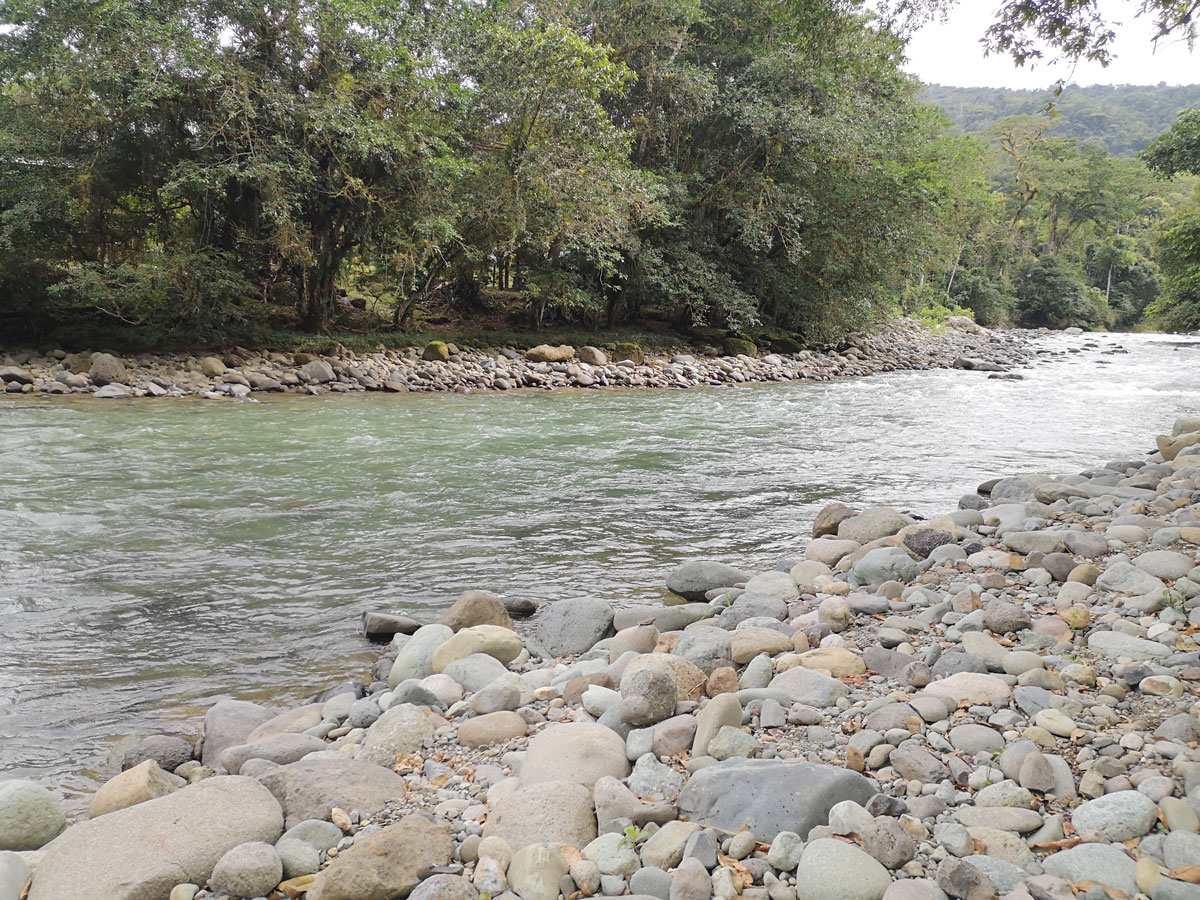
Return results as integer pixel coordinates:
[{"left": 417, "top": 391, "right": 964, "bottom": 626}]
[
  {"left": 921, "top": 83, "right": 1200, "bottom": 157},
  {"left": 0, "top": 0, "right": 1199, "bottom": 346}
]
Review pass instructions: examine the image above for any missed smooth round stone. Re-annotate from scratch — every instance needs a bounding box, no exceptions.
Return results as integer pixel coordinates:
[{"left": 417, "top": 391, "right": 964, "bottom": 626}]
[
  {"left": 629, "top": 866, "right": 672, "bottom": 900},
  {"left": 207, "top": 841, "right": 283, "bottom": 898},
  {"left": 1034, "top": 708, "right": 1076, "bottom": 737},
  {"left": 947, "top": 724, "right": 1004, "bottom": 754},
  {"left": 457, "top": 712, "right": 527, "bottom": 748},
  {"left": 1043, "top": 843, "right": 1137, "bottom": 897},
  {"left": 795, "top": 838, "right": 891, "bottom": 900},
  {"left": 0, "top": 780, "right": 67, "bottom": 851},
  {"left": 1002, "top": 651, "right": 1045, "bottom": 676},
  {"left": 974, "top": 781, "right": 1034, "bottom": 809},
  {"left": 1072, "top": 791, "right": 1159, "bottom": 841},
  {"left": 275, "top": 837, "right": 320, "bottom": 878}
]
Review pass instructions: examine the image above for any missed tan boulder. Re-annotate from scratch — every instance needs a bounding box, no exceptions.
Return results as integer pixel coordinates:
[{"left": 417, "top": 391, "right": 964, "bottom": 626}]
[
  {"left": 430, "top": 625, "right": 523, "bottom": 672},
  {"left": 813, "top": 503, "right": 856, "bottom": 538},
  {"left": 798, "top": 647, "right": 865, "bottom": 678},
  {"left": 88, "top": 760, "right": 186, "bottom": 819},
  {"left": 525, "top": 345, "right": 575, "bottom": 363},
  {"left": 438, "top": 591, "right": 513, "bottom": 632}
]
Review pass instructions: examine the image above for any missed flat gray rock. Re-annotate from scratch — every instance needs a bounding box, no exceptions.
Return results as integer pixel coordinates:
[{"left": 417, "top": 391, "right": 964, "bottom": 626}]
[
  {"left": 1071, "top": 790, "right": 1159, "bottom": 841},
  {"left": 1042, "top": 843, "right": 1137, "bottom": 898},
  {"left": 537, "top": 598, "right": 615, "bottom": 656},
  {"left": 256, "top": 757, "right": 407, "bottom": 829},
  {"left": 666, "top": 561, "right": 752, "bottom": 602},
  {"left": 1087, "top": 631, "right": 1170, "bottom": 661},
  {"left": 676, "top": 759, "right": 877, "bottom": 842}
]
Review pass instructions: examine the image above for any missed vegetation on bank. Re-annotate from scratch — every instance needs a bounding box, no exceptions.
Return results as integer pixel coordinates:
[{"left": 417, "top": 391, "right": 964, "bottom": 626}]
[
  {"left": 1, "top": 0, "right": 1200, "bottom": 348},
  {"left": 921, "top": 83, "right": 1200, "bottom": 158}
]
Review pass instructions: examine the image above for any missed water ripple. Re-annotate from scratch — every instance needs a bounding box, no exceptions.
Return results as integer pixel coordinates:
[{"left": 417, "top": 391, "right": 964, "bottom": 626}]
[{"left": 0, "top": 332, "right": 1193, "bottom": 801}]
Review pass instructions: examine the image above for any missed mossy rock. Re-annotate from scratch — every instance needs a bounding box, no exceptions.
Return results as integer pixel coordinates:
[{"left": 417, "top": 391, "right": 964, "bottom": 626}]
[
  {"left": 768, "top": 335, "right": 804, "bottom": 354},
  {"left": 613, "top": 342, "right": 644, "bottom": 365},
  {"left": 423, "top": 340, "right": 450, "bottom": 362},
  {"left": 722, "top": 337, "right": 758, "bottom": 358}
]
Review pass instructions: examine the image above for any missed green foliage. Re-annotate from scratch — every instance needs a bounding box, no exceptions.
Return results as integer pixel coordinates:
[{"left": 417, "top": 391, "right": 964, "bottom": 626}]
[
  {"left": 1013, "top": 256, "right": 1109, "bottom": 328},
  {"left": 619, "top": 824, "right": 651, "bottom": 849},
  {"left": 948, "top": 269, "right": 1013, "bottom": 327},
  {"left": 0, "top": 0, "right": 1195, "bottom": 344},
  {"left": 1146, "top": 199, "right": 1200, "bottom": 330},
  {"left": 1144, "top": 109, "right": 1200, "bottom": 178},
  {"left": 923, "top": 84, "right": 1200, "bottom": 158}
]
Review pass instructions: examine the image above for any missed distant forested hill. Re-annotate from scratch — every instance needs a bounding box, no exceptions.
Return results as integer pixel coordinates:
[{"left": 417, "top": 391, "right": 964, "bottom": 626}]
[{"left": 921, "top": 83, "right": 1200, "bottom": 156}]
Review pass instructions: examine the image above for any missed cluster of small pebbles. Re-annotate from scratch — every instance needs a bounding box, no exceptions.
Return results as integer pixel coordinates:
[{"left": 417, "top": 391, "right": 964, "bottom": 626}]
[
  {"left": 5, "top": 419, "right": 1200, "bottom": 900},
  {"left": 0, "top": 318, "right": 1033, "bottom": 400}
]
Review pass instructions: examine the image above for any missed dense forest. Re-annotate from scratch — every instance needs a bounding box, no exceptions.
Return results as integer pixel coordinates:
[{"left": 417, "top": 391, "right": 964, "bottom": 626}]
[
  {"left": 922, "top": 83, "right": 1200, "bottom": 157},
  {"left": 1, "top": 0, "right": 1199, "bottom": 347}
]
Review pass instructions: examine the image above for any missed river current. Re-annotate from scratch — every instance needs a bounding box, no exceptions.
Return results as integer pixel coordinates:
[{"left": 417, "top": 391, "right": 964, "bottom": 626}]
[{"left": 0, "top": 331, "right": 1194, "bottom": 804}]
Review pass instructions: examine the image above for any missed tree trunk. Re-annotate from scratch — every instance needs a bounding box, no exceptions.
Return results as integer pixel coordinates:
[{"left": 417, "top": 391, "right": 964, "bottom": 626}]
[
  {"left": 945, "top": 245, "right": 963, "bottom": 300},
  {"left": 1105, "top": 263, "right": 1113, "bottom": 304}
]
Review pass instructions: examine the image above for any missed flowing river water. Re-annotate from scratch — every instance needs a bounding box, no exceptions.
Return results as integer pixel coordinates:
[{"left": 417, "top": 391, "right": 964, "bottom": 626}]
[{"left": 0, "top": 331, "right": 1195, "bottom": 806}]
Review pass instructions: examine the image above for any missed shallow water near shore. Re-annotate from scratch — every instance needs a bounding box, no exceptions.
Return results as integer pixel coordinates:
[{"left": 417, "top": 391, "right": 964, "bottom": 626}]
[{"left": 0, "top": 331, "right": 1194, "bottom": 804}]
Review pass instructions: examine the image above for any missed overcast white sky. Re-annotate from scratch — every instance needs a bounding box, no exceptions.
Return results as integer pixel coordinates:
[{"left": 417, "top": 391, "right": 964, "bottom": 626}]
[{"left": 903, "top": 1, "right": 1198, "bottom": 89}]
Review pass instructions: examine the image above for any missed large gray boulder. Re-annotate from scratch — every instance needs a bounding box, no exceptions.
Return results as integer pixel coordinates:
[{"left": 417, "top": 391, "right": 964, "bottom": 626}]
[
  {"left": 676, "top": 759, "right": 878, "bottom": 842},
  {"left": 358, "top": 704, "right": 435, "bottom": 768},
  {"left": 536, "top": 598, "right": 615, "bottom": 656},
  {"left": 255, "top": 757, "right": 407, "bottom": 829},
  {"left": 1042, "top": 843, "right": 1137, "bottom": 898},
  {"left": 27, "top": 776, "right": 283, "bottom": 900},
  {"left": 837, "top": 508, "right": 912, "bottom": 544},
  {"left": 852, "top": 547, "right": 920, "bottom": 585},
  {"left": 1095, "top": 562, "right": 1166, "bottom": 596},
  {"left": 666, "top": 561, "right": 751, "bottom": 602},
  {"left": 121, "top": 735, "right": 196, "bottom": 772},
  {"left": 0, "top": 780, "right": 66, "bottom": 850},
  {"left": 201, "top": 699, "right": 277, "bottom": 767},
  {"left": 672, "top": 627, "right": 734, "bottom": 675},
  {"left": 1086, "top": 631, "right": 1170, "bottom": 661},
  {"left": 88, "top": 353, "right": 127, "bottom": 386}
]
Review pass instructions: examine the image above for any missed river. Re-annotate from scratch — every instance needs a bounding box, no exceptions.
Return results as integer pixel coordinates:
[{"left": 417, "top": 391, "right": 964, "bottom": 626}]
[{"left": 0, "top": 330, "right": 1192, "bottom": 805}]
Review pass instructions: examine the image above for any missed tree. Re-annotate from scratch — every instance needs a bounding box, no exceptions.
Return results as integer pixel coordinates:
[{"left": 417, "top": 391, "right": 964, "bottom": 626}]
[
  {"left": 1143, "top": 109, "right": 1200, "bottom": 330},
  {"left": 1013, "top": 255, "right": 1107, "bottom": 327},
  {"left": 983, "top": 1, "right": 1200, "bottom": 68}
]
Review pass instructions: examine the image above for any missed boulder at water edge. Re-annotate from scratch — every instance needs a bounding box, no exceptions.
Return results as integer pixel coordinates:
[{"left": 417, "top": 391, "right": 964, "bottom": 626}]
[
  {"left": 535, "top": 598, "right": 615, "bottom": 656},
  {"left": 28, "top": 775, "right": 283, "bottom": 900},
  {"left": 200, "top": 699, "right": 276, "bottom": 767},
  {"left": 88, "top": 759, "right": 186, "bottom": 818},
  {"left": 676, "top": 759, "right": 878, "bottom": 841},
  {"left": 0, "top": 781, "right": 66, "bottom": 850},
  {"left": 666, "top": 560, "right": 752, "bottom": 602}
]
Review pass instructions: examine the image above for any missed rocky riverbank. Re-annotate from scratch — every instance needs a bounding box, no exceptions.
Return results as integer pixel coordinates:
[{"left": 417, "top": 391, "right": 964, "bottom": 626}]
[
  {"left": 0, "top": 318, "right": 1034, "bottom": 399},
  {"left": 5, "top": 418, "right": 1200, "bottom": 900}
]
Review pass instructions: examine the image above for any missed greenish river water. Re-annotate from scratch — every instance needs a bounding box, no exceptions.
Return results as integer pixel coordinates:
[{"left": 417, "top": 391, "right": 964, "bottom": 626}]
[{"left": 0, "top": 331, "right": 1193, "bottom": 803}]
